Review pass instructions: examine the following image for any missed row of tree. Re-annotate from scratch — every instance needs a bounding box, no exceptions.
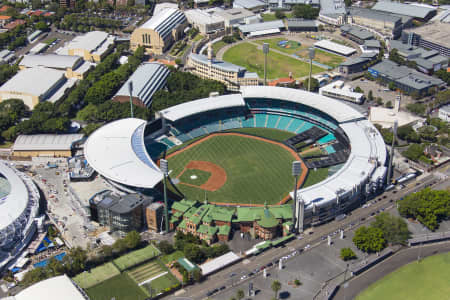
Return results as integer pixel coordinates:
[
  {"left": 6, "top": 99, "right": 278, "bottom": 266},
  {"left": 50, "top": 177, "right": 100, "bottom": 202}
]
[
  {"left": 353, "top": 212, "right": 410, "bottom": 253},
  {"left": 398, "top": 188, "right": 450, "bottom": 231},
  {"left": 57, "top": 14, "right": 122, "bottom": 32}
]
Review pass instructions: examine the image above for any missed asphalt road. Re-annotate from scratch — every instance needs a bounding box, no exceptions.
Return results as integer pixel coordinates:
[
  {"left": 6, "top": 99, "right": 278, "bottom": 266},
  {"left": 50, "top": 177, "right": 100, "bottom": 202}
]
[
  {"left": 164, "top": 171, "right": 442, "bottom": 300},
  {"left": 333, "top": 241, "right": 450, "bottom": 300}
]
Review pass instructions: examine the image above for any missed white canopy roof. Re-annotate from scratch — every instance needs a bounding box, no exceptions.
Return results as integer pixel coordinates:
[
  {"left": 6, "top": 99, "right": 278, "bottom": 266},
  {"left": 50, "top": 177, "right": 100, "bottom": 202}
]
[
  {"left": 84, "top": 118, "right": 163, "bottom": 189},
  {"left": 200, "top": 251, "right": 241, "bottom": 276},
  {"left": 160, "top": 94, "right": 246, "bottom": 122},
  {"left": 240, "top": 86, "right": 363, "bottom": 123},
  {"left": 314, "top": 40, "right": 356, "bottom": 56}
]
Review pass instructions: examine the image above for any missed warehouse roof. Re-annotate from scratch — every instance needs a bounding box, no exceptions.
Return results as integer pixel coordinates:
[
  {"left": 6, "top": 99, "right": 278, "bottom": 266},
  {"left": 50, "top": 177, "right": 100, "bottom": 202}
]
[
  {"left": 404, "top": 22, "right": 450, "bottom": 50},
  {"left": 140, "top": 8, "right": 186, "bottom": 39},
  {"left": 314, "top": 40, "right": 356, "bottom": 56},
  {"left": 348, "top": 7, "right": 401, "bottom": 24},
  {"left": 185, "top": 9, "right": 224, "bottom": 26},
  {"left": 9, "top": 275, "right": 87, "bottom": 300},
  {"left": 20, "top": 54, "right": 82, "bottom": 70},
  {"left": 160, "top": 94, "right": 246, "bottom": 122},
  {"left": 320, "top": 0, "right": 346, "bottom": 14},
  {"left": 13, "top": 134, "right": 84, "bottom": 151},
  {"left": 212, "top": 8, "right": 255, "bottom": 22},
  {"left": 341, "top": 25, "right": 374, "bottom": 40},
  {"left": 114, "top": 62, "right": 170, "bottom": 107},
  {"left": 286, "top": 18, "right": 318, "bottom": 28},
  {"left": 239, "top": 20, "right": 285, "bottom": 33},
  {"left": 233, "top": 0, "right": 265, "bottom": 9},
  {"left": 372, "top": 1, "right": 436, "bottom": 19},
  {"left": 84, "top": 118, "right": 164, "bottom": 189},
  {"left": 0, "top": 67, "right": 66, "bottom": 97},
  {"left": 66, "top": 31, "right": 110, "bottom": 52},
  {"left": 200, "top": 252, "right": 241, "bottom": 275},
  {"left": 364, "top": 39, "right": 381, "bottom": 48}
]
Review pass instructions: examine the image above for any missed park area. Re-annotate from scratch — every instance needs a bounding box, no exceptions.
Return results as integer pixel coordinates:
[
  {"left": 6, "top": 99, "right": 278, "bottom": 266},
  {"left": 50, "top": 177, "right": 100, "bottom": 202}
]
[
  {"left": 113, "top": 244, "right": 160, "bottom": 271},
  {"left": 356, "top": 252, "right": 450, "bottom": 300},
  {"left": 167, "top": 132, "right": 301, "bottom": 205},
  {"left": 223, "top": 42, "right": 323, "bottom": 79}
]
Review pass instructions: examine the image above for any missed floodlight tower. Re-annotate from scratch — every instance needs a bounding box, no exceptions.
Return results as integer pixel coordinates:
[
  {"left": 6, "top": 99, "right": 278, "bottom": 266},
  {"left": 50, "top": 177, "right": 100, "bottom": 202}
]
[
  {"left": 308, "top": 48, "right": 315, "bottom": 92},
  {"left": 128, "top": 81, "right": 134, "bottom": 118},
  {"left": 263, "top": 43, "right": 269, "bottom": 85},
  {"left": 386, "top": 120, "right": 397, "bottom": 186},
  {"left": 160, "top": 159, "right": 170, "bottom": 233},
  {"left": 292, "top": 161, "right": 302, "bottom": 233}
]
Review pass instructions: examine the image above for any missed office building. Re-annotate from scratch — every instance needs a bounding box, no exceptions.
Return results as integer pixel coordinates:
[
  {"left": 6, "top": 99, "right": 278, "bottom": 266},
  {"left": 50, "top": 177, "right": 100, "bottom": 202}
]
[
  {"left": 146, "top": 202, "right": 164, "bottom": 232},
  {"left": 338, "top": 52, "right": 378, "bottom": 76},
  {"left": 402, "top": 22, "right": 450, "bottom": 57}
]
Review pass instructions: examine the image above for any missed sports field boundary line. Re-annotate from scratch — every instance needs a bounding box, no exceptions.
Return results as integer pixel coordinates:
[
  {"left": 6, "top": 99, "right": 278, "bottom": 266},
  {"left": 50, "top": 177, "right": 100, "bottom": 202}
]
[
  {"left": 138, "top": 271, "right": 168, "bottom": 286},
  {"left": 165, "top": 132, "right": 307, "bottom": 206}
]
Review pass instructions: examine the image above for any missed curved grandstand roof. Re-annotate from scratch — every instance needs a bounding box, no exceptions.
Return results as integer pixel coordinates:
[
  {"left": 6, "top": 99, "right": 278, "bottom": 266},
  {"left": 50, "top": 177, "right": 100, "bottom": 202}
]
[
  {"left": 0, "top": 162, "right": 29, "bottom": 232},
  {"left": 240, "top": 86, "right": 363, "bottom": 123},
  {"left": 160, "top": 94, "right": 246, "bottom": 122},
  {"left": 84, "top": 118, "right": 163, "bottom": 189}
]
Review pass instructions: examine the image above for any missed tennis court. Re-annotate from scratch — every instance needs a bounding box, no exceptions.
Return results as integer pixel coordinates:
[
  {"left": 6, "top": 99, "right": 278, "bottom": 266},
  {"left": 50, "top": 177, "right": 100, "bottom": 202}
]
[
  {"left": 113, "top": 245, "right": 161, "bottom": 271},
  {"left": 73, "top": 262, "right": 120, "bottom": 289}
]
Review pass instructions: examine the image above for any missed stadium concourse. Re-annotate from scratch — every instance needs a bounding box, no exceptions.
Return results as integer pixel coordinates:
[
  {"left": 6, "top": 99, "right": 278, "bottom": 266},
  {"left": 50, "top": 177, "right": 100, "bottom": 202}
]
[
  {"left": 0, "top": 162, "right": 40, "bottom": 272},
  {"left": 84, "top": 86, "right": 387, "bottom": 229}
]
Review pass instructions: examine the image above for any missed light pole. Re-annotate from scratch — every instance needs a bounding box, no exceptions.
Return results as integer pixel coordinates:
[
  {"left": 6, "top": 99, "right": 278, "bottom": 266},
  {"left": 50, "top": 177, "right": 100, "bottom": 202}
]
[
  {"left": 292, "top": 161, "right": 302, "bottom": 233},
  {"left": 263, "top": 43, "right": 269, "bottom": 86},
  {"left": 160, "top": 159, "right": 170, "bottom": 233},
  {"left": 308, "top": 47, "right": 315, "bottom": 92},
  {"left": 128, "top": 81, "right": 134, "bottom": 118}
]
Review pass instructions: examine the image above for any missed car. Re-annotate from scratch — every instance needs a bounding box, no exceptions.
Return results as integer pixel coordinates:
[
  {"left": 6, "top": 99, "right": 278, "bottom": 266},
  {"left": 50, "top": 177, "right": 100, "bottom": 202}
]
[
  {"left": 266, "top": 262, "right": 273, "bottom": 267},
  {"left": 229, "top": 272, "right": 236, "bottom": 278},
  {"left": 240, "top": 275, "right": 247, "bottom": 280},
  {"left": 219, "top": 286, "right": 226, "bottom": 291},
  {"left": 248, "top": 272, "right": 254, "bottom": 277},
  {"left": 370, "top": 212, "right": 375, "bottom": 216}
]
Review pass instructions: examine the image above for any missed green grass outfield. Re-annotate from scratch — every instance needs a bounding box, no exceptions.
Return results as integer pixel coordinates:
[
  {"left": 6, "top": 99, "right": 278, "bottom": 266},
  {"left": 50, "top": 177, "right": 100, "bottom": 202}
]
[
  {"left": 113, "top": 245, "right": 161, "bottom": 271},
  {"left": 86, "top": 273, "right": 148, "bottom": 300},
  {"left": 356, "top": 252, "right": 450, "bottom": 300},
  {"left": 168, "top": 134, "right": 297, "bottom": 205},
  {"left": 297, "top": 48, "right": 345, "bottom": 68},
  {"left": 302, "top": 167, "right": 328, "bottom": 188},
  {"left": 255, "top": 37, "right": 306, "bottom": 55},
  {"left": 223, "top": 42, "right": 323, "bottom": 79},
  {"left": 73, "top": 262, "right": 120, "bottom": 289},
  {"left": 179, "top": 169, "right": 211, "bottom": 186},
  {"left": 223, "top": 127, "right": 296, "bottom": 142}
]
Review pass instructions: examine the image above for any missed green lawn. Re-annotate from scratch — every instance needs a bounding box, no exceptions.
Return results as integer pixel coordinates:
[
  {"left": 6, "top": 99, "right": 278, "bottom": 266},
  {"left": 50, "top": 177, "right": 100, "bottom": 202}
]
[
  {"left": 113, "top": 245, "right": 161, "bottom": 271},
  {"left": 357, "top": 252, "right": 450, "bottom": 300},
  {"left": 160, "top": 250, "right": 184, "bottom": 264},
  {"left": 0, "top": 142, "right": 12, "bottom": 148},
  {"left": 192, "top": 33, "right": 204, "bottom": 42},
  {"left": 44, "top": 37, "right": 57, "bottom": 45},
  {"left": 86, "top": 273, "right": 148, "bottom": 300},
  {"left": 301, "top": 167, "right": 329, "bottom": 188},
  {"left": 254, "top": 37, "right": 306, "bottom": 55},
  {"left": 73, "top": 262, "right": 120, "bottom": 289},
  {"left": 224, "top": 127, "right": 295, "bottom": 142},
  {"left": 141, "top": 272, "right": 180, "bottom": 295},
  {"left": 168, "top": 134, "right": 297, "bottom": 204},
  {"left": 261, "top": 12, "right": 293, "bottom": 21},
  {"left": 179, "top": 169, "right": 211, "bottom": 186},
  {"left": 212, "top": 40, "right": 227, "bottom": 55},
  {"left": 223, "top": 42, "right": 324, "bottom": 79},
  {"left": 297, "top": 49, "right": 345, "bottom": 68}
]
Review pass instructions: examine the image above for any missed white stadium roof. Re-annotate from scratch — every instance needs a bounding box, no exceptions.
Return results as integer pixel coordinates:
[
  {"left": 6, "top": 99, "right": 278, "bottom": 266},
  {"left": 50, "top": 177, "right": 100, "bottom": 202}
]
[
  {"left": 6, "top": 275, "right": 87, "bottom": 300},
  {"left": 84, "top": 118, "right": 163, "bottom": 189},
  {"left": 314, "top": 40, "right": 356, "bottom": 56},
  {"left": 0, "top": 163, "right": 28, "bottom": 232},
  {"left": 160, "top": 94, "right": 246, "bottom": 122},
  {"left": 240, "top": 86, "right": 363, "bottom": 123}
]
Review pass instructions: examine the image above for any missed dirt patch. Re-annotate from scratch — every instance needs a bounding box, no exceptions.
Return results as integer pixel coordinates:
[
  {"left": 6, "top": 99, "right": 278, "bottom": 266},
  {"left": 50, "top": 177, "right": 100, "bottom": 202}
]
[{"left": 177, "top": 160, "right": 227, "bottom": 192}]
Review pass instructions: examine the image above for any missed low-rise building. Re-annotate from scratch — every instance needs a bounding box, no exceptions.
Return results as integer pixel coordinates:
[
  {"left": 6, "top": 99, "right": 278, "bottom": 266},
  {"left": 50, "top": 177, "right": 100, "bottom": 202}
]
[
  {"left": 338, "top": 51, "right": 378, "bottom": 76},
  {"left": 112, "top": 62, "right": 170, "bottom": 108},
  {"left": 314, "top": 40, "right": 356, "bottom": 57},
  {"left": 238, "top": 19, "right": 285, "bottom": 38},
  {"left": 0, "top": 67, "right": 74, "bottom": 109},
  {"left": 130, "top": 8, "right": 187, "bottom": 55},
  {"left": 57, "top": 31, "right": 115, "bottom": 62},
  {"left": 368, "top": 60, "right": 445, "bottom": 96},
  {"left": 402, "top": 21, "right": 450, "bottom": 57},
  {"left": 186, "top": 44, "right": 258, "bottom": 91},
  {"left": 0, "top": 15, "right": 11, "bottom": 27},
  {"left": 212, "top": 7, "right": 255, "bottom": 28},
  {"left": 340, "top": 24, "right": 374, "bottom": 45},
  {"left": 286, "top": 19, "right": 318, "bottom": 32},
  {"left": 0, "top": 49, "right": 14, "bottom": 65},
  {"left": 185, "top": 9, "right": 225, "bottom": 34},
  {"left": 269, "top": 0, "right": 319, "bottom": 10},
  {"left": 3, "top": 19, "right": 25, "bottom": 30},
  {"left": 439, "top": 105, "right": 450, "bottom": 122},
  {"left": 319, "top": 80, "right": 364, "bottom": 104},
  {"left": 19, "top": 54, "right": 93, "bottom": 79},
  {"left": 11, "top": 134, "right": 84, "bottom": 158},
  {"left": 371, "top": 1, "right": 436, "bottom": 22},
  {"left": 233, "top": 0, "right": 265, "bottom": 12}
]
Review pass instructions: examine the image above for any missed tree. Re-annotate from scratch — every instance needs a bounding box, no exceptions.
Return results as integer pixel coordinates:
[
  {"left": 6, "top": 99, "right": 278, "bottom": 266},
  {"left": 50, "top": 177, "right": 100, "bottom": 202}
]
[
  {"left": 344, "top": 0, "right": 352, "bottom": 7},
  {"left": 353, "top": 226, "right": 386, "bottom": 253},
  {"left": 158, "top": 241, "right": 175, "bottom": 254},
  {"left": 340, "top": 247, "right": 357, "bottom": 261},
  {"left": 236, "top": 289, "right": 245, "bottom": 300},
  {"left": 371, "top": 213, "right": 410, "bottom": 245},
  {"left": 388, "top": 81, "right": 395, "bottom": 91},
  {"left": 193, "top": 269, "right": 203, "bottom": 282},
  {"left": 275, "top": 10, "right": 285, "bottom": 19},
  {"left": 35, "top": 21, "right": 49, "bottom": 31},
  {"left": 112, "top": 238, "right": 127, "bottom": 255},
  {"left": 398, "top": 188, "right": 450, "bottom": 231},
  {"left": 124, "top": 230, "right": 141, "bottom": 250},
  {"left": 292, "top": 4, "right": 320, "bottom": 19},
  {"left": 385, "top": 100, "right": 393, "bottom": 108},
  {"left": 302, "top": 77, "right": 319, "bottom": 92},
  {"left": 406, "top": 103, "right": 426, "bottom": 116},
  {"left": 402, "top": 143, "right": 426, "bottom": 162},
  {"left": 354, "top": 86, "right": 363, "bottom": 93},
  {"left": 368, "top": 90, "right": 373, "bottom": 101},
  {"left": 184, "top": 244, "right": 205, "bottom": 264},
  {"left": 271, "top": 280, "right": 281, "bottom": 299}
]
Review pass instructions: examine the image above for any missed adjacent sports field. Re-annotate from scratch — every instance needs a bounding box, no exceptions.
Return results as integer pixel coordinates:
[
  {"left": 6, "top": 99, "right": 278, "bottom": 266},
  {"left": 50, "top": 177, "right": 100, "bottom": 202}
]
[
  {"left": 73, "top": 262, "right": 120, "bottom": 289},
  {"left": 128, "top": 259, "right": 179, "bottom": 295},
  {"left": 223, "top": 42, "right": 323, "bottom": 79},
  {"left": 113, "top": 245, "right": 160, "bottom": 271},
  {"left": 297, "top": 48, "right": 345, "bottom": 68},
  {"left": 167, "top": 133, "right": 305, "bottom": 205},
  {"left": 86, "top": 273, "right": 148, "bottom": 300},
  {"left": 356, "top": 252, "right": 450, "bottom": 300},
  {"left": 255, "top": 37, "right": 306, "bottom": 55}
]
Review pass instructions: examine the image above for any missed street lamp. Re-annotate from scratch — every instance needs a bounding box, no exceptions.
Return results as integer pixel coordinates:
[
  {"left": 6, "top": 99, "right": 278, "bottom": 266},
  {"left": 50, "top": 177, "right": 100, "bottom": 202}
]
[
  {"left": 308, "top": 48, "right": 315, "bottom": 92},
  {"left": 292, "top": 161, "right": 302, "bottom": 233},
  {"left": 128, "top": 81, "right": 134, "bottom": 118},
  {"left": 160, "top": 159, "right": 170, "bottom": 233}
]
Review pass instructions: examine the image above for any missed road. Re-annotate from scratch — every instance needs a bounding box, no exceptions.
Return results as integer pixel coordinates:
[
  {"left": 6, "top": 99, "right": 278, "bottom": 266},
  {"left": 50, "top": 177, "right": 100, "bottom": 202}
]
[
  {"left": 333, "top": 241, "right": 450, "bottom": 300},
  {"left": 164, "top": 171, "right": 442, "bottom": 300}
]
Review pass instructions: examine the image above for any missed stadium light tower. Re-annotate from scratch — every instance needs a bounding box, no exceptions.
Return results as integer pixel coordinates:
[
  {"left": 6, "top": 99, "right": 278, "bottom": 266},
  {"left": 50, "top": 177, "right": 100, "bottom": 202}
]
[
  {"left": 263, "top": 43, "right": 269, "bottom": 86},
  {"left": 160, "top": 159, "right": 170, "bottom": 233},
  {"left": 292, "top": 161, "right": 302, "bottom": 233},
  {"left": 128, "top": 81, "right": 134, "bottom": 119},
  {"left": 387, "top": 120, "right": 397, "bottom": 186},
  {"left": 308, "top": 48, "right": 315, "bottom": 92}
]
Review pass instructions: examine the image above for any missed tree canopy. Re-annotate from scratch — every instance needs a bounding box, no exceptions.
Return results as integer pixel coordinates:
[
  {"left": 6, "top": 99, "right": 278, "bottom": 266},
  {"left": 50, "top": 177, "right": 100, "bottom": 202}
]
[
  {"left": 340, "top": 247, "right": 357, "bottom": 261},
  {"left": 398, "top": 188, "right": 450, "bottom": 231},
  {"left": 292, "top": 4, "right": 320, "bottom": 19},
  {"left": 371, "top": 212, "right": 410, "bottom": 245},
  {"left": 353, "top": 226, "right": 386, "bottom": 253}
]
